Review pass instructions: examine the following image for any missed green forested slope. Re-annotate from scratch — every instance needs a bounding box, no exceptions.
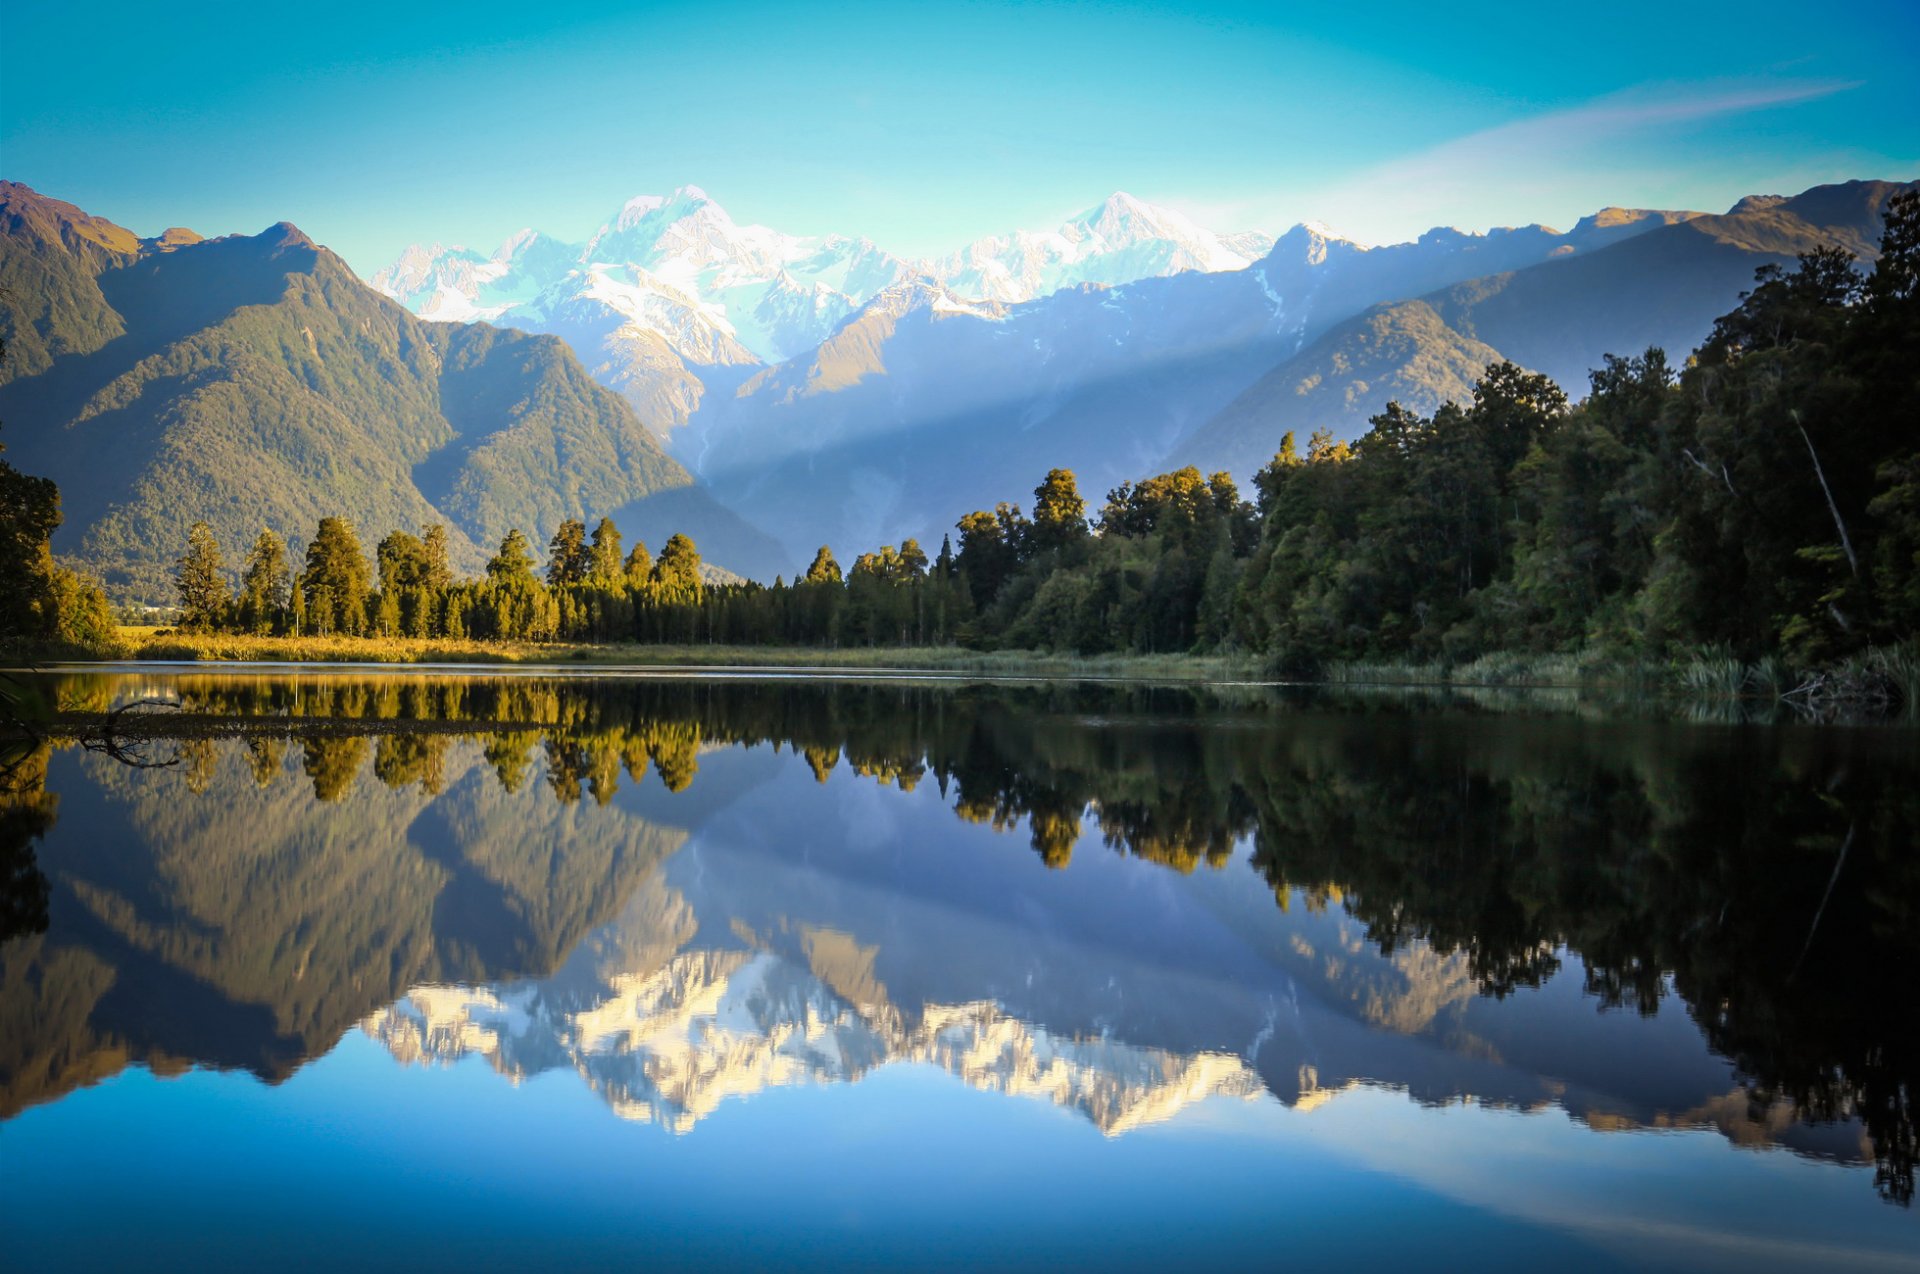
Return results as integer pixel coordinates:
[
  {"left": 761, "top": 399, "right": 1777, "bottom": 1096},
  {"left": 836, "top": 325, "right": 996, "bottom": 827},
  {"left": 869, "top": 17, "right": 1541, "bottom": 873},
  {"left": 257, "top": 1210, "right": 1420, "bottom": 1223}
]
[{"left": 0, "top": 183, "right": 785, "bottom": 597}]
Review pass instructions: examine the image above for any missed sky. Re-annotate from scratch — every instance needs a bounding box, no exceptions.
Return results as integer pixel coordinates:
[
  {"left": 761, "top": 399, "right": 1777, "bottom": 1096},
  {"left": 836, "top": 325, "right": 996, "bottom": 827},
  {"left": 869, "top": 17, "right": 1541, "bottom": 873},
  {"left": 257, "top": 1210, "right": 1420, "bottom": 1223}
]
[{"left": 3, "top": 0, "right": 1915, "bottom": 275}]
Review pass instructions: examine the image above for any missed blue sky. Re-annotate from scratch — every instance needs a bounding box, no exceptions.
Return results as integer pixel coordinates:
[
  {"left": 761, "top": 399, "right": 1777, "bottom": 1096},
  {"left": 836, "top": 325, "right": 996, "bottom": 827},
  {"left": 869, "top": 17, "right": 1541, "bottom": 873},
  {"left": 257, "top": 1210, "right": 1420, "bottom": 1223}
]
[{"left": 3, "top": 0, "right": 1914, "bottom": 274}]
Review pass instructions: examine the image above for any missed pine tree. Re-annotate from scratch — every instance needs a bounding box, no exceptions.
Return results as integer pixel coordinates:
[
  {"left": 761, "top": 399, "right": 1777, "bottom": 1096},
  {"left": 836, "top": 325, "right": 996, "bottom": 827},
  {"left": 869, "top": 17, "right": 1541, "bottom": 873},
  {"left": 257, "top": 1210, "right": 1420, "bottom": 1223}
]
[
  {"left": 588, "top": 517, "right": 624, "bottom": 583},
  {"left": 237, "top": 528, "right": 291, "bottom": 634},
  {"left": 302, "top": 517, "right": 371, "bottom": 636},
  {"left": 1031, "top": 468, "right": 1088, "bottom": 552},
  {"left": 547, "top": 518, "right": 589, "bottom": 587},
  {"left": 623, "top": 540, "right": 653, "bottom": 590},
  {"left": 175, "top": 521, "right": 230, "bottom": 631},
  {"left": 803, "top": 546, "right": 842, "bottom": 584},
  {"left": 488, "top": 530, "right": 538, "bottom": 586}
]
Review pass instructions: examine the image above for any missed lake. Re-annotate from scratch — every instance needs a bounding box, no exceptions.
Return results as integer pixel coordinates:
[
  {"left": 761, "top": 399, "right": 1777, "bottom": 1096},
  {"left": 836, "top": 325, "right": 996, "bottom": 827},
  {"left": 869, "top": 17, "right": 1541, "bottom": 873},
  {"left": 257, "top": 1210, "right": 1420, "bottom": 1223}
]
[{"left": 2, "top": 670, "right": 1916, "bottom": 1271}]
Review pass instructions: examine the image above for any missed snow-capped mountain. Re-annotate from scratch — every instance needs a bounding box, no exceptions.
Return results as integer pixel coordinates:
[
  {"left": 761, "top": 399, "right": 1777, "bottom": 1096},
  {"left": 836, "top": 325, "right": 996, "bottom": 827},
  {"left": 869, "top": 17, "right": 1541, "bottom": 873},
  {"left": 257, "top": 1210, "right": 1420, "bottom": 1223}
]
[
  {"left": 372, "top": 185, "right": 920, "bottom": 369},
  {"left": 368, "top": 187, "right": 1274, "bottom": 437},
  {"left": 925, "top": 191, "right": 1276, "bottom": 303}
]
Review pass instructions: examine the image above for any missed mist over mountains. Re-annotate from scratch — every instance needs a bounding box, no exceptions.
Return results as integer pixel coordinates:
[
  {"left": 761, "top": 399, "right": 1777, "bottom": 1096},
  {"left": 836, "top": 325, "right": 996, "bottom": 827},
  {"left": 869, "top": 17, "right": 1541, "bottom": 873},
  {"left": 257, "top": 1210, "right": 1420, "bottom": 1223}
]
[{"left": 0, "top": 174, "right": 1910, "bottom": 594}]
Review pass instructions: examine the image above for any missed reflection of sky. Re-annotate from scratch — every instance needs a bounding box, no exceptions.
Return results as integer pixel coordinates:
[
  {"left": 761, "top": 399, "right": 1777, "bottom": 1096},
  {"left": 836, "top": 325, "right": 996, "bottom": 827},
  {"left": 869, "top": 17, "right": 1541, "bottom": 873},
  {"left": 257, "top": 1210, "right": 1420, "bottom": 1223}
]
[{"left": 5, "top": 1041, "right": 1914, "bottom": 1273}]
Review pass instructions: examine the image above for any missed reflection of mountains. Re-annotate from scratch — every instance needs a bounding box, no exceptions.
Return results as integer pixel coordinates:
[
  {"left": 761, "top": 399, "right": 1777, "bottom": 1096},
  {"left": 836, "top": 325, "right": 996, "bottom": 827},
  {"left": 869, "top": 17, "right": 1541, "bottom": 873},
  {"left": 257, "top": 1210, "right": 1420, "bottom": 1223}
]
[
  {"left": 8, "top": 673, "right": 1916, "bottom": 1203},
  {"left": 0, "top": 735, "right": 690, "bottom": 1117},
  {"left": 370, "top": 945, "right": 1261, "bottom": 1136}
]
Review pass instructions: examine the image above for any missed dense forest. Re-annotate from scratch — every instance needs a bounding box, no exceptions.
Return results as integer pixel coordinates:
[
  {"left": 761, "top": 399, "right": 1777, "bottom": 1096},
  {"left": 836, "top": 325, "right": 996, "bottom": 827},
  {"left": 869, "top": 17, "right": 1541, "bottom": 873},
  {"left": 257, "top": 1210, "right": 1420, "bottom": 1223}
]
[{"left": 2, "top": 195, "right": 1914, "bottom": 688}]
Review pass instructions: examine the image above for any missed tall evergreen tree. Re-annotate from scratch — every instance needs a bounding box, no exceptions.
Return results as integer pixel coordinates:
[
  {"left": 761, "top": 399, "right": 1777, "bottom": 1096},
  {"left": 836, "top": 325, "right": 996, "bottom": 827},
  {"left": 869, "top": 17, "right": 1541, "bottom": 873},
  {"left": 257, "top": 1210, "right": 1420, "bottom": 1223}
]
[
  {"left": 237, "top": 528, "right": 291, "bottom": 634},
  {"left": 487, "top": 530, "right": 538, "bottom": 586},
  {"left": 1031, "top": 468, "right": 1088, "bottom": 552},
  {"left": 302, "top": 517, "right": 371, "bottom": 636},
  {"left": 175, "top": 521, "right": 230, "bottom": 631},
  {"left": 623, "top": 540, "right": 653, "bottom": 590},
  {"left": 588, "top": 517, "right": 624, "bottom": 583},
  {"left": 803, "top": 546, "right": 842, "bottom": 584},
  {"left": 547, "top": 518, "right": 589, "bottom": 587}
]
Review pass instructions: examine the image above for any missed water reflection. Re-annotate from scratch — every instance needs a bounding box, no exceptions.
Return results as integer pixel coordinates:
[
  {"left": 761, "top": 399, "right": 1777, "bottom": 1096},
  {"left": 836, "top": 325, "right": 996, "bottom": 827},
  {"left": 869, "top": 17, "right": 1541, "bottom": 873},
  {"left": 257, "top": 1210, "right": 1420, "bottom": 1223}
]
[{"left": 3, "top": 672, "right": 1916, "bottom": 1212}]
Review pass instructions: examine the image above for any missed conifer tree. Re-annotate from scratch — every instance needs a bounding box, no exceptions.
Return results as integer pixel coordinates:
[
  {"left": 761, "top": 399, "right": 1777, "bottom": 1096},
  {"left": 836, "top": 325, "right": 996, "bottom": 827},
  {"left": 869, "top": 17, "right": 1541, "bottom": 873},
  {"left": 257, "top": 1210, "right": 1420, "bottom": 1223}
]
[
  {"left": 547, "top": 518, "right": 589, "bottom": 587},
  {"left": 1031, "top": 468, "right": 1088, "bottom": 552},
  {"left": 803, "top": 546, "right": 842, "bottom": 584},
  {"left": 488, "top": 530, "right": 537, "bottom": 586},
  {"left": 588, "top": 517, "right": 624, "bottom": 583},
  {"left": 175, "top": 521, "right": 230, "bottom": 631},
  {"left": 624, "top": 540, "right": 653, "bottom": 590},
  {"left": 237, "top": 528, "right": 291, "bottom": 634},
  {"left": 302, "top": 517, "right": 371, "bottom": 636}
]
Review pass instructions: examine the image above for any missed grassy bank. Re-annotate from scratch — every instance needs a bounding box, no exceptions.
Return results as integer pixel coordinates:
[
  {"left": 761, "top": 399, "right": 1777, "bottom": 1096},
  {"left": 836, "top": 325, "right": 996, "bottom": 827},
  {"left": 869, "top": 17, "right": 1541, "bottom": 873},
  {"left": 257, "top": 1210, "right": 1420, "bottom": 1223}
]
[{"left": 86, "top": 627, "right": 1266, "bottom": 683}]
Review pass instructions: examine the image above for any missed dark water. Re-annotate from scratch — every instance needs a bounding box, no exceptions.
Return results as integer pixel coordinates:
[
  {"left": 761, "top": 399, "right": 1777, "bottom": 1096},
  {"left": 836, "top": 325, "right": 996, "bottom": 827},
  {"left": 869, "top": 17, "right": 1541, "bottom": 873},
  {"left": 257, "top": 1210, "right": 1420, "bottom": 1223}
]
[{"left": 2, "top": 670, "right": 1916, "bottom": 1272}]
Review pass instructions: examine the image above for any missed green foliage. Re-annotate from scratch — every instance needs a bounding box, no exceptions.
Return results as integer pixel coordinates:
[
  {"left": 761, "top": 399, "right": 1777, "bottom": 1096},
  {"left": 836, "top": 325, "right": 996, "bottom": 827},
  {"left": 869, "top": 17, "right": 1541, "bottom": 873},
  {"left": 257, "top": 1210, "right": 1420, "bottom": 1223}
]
[
  {"left": 301, "top": 517, "right": 371, "bottom": 637},
  {"left": 0, "top": 455, "right": 60, "bottom": 642},
  {"left": 174, "top": 521, "right": 230, "bottom": 632},
  {"left": 546, "top": 519, "right": 589, "bottom": 587},
  {"left": 1030, "top": 468, "right": 1089, "bottom": 552},
  {"left": 111, "top": 195, "right": 1920, "bottom": 686},
  {"left": 237, "top": 529, "right": 292, "bottom": 635}
]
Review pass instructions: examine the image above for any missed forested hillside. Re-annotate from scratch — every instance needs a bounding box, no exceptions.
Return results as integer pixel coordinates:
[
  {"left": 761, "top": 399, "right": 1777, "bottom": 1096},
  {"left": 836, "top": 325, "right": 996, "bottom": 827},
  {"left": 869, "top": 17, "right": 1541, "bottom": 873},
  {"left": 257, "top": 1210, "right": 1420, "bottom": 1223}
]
[{"left": 0, "top": 183, "right": 788, "bottom": 598}]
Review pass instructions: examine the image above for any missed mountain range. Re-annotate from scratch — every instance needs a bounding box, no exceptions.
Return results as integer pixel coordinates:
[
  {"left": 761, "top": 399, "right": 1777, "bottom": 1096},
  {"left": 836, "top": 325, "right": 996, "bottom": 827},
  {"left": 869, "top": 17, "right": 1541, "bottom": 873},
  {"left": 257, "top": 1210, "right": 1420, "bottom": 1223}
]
[
  {"left": 0, "top": 175, "right": 1910, "bottom": 592},
  {"left": 372, "top": 178, "right": 1912, "bottom": 565}
]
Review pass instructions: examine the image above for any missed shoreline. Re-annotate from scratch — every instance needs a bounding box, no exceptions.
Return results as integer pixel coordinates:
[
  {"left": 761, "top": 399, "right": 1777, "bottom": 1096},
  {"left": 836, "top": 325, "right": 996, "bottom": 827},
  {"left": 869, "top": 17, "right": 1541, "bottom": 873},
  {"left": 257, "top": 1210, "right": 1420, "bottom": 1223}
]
[{"left": 7, "top": 630, "right": 1913, "bottom": 714}]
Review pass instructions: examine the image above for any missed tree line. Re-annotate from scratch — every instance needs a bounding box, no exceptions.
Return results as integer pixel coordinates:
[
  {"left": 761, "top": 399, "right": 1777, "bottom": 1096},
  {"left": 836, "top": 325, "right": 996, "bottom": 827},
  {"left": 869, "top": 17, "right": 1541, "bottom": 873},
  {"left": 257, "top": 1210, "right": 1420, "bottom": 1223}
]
[{"left": 171, "top": 511, "right": 981, "bottom": 646}]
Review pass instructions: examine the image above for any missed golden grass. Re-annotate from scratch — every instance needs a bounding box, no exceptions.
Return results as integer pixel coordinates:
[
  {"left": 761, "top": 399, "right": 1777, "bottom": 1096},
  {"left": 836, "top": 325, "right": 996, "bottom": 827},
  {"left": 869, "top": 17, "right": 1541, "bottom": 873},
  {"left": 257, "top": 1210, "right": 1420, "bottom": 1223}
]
[{"left": 94, "top": 628, "right": 1267, "bottom": 683}]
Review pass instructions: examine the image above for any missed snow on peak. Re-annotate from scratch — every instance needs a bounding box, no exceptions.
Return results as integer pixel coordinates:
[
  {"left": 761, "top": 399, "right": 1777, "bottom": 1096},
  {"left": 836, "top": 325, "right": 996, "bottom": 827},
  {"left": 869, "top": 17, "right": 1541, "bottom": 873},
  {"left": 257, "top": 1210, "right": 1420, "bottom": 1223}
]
[
  {"left": 924, "top": 194, "right": 1273, "bottom": 304},
  {"left": 371, "top": 186, "right": 1275, "bottom": 365}
]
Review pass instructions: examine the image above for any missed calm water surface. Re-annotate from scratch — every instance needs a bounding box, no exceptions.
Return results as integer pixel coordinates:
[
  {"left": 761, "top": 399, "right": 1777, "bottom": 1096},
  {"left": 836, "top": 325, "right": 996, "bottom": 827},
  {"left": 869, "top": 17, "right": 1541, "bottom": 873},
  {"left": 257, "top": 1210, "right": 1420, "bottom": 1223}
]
[{"left": 2, "top": 671, "right": 1916, "bottom": 1271}]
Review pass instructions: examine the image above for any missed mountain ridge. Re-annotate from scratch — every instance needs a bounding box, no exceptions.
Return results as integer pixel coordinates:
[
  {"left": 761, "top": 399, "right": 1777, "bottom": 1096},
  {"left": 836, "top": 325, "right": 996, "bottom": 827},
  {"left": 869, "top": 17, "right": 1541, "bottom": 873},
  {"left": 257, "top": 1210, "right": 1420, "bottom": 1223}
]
[{"left": 0, "top": 182, "right": 792, "bottom": 596}]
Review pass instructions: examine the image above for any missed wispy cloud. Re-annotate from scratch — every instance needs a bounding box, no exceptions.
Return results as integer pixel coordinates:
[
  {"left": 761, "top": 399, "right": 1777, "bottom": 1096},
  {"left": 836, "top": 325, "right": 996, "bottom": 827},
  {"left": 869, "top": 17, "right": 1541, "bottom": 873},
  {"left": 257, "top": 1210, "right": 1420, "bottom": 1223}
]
[{"left": 1276, "top": 78, "right": 1860, "bottom": 245}]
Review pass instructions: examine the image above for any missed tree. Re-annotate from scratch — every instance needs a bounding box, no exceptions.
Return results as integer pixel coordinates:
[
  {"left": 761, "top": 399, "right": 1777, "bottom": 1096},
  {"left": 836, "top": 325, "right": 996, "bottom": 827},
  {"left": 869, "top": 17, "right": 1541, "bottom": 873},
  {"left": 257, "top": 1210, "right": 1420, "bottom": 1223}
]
[
  {"left": 420, "top": 524, "right": 453, "bottom": 592},
  {"left": 1031, "top": 468, "right": 1088, "bottom": 552},
  {"left": 237, "top": 529, "right": 292, "bottom": 634},
  {"left": 547, "top": 518, "right": 589, "bottom": 587},
  {"left": 955, "top": 504, "right": 1027, "bottom": 608},
  {"left": 803, "top": 546, "right": 842, "bottom": 584},
  {"left": 652, "top": 533, "right": 702, "bottom": 594},
  {"left": 487, "top": 529, "right": 538, "bottom": 586},
  {"left": 624, "top": 541, "right": 653, "bottom": 590},
  {"left": 302, "top": 517, "right": 371, "bottom": 636},
  {"left": 0, "top": 453, "right": 60, "bottom": 642},
  {"left": 375, "top": 530, "right": 433, "bottom": 637},
  {"left": 588, "top": 517, "right": 624, "bottom": 584},
  {"left": 175, "top": 522, "right": 230, "bottom": 631}
]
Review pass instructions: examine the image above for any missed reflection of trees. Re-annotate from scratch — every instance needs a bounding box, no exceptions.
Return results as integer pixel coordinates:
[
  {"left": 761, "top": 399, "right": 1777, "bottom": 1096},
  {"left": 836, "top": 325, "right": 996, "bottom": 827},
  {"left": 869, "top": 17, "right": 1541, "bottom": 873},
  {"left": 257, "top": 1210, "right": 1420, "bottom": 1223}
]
[
  {"left": 1238, "top": 718, "right": 1919, "bottom": 1207},
  {"left": 16, "top": 672, "right": 1920, "bottom": 1204},
  {"left": 0, "top": 744, "right": 55, "bottom": 944}
]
